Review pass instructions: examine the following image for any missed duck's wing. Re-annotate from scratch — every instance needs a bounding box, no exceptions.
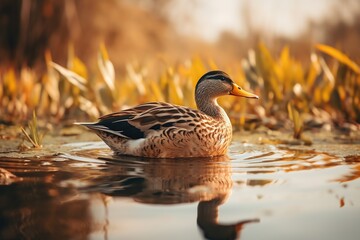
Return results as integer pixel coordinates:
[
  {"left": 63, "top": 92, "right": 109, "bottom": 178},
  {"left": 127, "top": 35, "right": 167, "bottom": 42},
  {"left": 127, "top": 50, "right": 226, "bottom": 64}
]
[
  {"left": 86, "top": 102, "right": 207, "bottom": 139},
  {"left": 99, "top": 102, "right": 168, "bottom": 119}
]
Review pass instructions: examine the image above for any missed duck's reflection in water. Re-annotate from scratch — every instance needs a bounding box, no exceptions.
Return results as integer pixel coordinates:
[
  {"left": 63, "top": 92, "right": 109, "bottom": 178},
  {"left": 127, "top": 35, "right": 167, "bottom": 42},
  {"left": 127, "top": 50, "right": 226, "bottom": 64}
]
[
  {"left": 85, "top": 154, "right": 259, "bottom": 240},
  {"left": 198, "top": 198, "right": 259, "bottom": 240}
]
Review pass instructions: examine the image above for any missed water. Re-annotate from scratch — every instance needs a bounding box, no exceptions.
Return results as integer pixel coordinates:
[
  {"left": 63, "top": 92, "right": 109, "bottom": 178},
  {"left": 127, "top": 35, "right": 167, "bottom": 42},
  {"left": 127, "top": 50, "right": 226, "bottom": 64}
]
[{"left": 0, "top": 141, "right": 359, "bottom": 240}]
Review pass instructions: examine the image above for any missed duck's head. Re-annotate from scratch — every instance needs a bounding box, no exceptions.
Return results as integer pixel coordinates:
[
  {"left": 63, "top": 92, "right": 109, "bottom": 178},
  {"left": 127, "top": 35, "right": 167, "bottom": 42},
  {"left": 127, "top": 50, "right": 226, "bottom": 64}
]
[{"left": 195, "top": 70, "right": 259, "bottom": 99}]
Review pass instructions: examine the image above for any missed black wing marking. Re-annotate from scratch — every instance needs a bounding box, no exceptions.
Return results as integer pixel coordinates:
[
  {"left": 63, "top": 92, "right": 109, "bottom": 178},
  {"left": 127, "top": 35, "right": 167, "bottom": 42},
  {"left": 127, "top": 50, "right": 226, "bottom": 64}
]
[{"left": 97, "top": 115, "right": 145, "bottom": 139}]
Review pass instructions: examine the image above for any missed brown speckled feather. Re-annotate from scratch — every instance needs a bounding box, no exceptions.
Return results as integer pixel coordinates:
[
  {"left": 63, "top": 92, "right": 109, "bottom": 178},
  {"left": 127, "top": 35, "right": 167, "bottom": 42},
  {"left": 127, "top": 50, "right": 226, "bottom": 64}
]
[{"left": 82, "top": 102, "right": 232, "bottom": 158}]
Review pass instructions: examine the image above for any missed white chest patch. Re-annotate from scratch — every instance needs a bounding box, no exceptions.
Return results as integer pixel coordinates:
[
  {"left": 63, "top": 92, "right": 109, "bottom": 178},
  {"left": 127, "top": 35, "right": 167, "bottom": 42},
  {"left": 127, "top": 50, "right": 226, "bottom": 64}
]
[{"left": 127, "top": 138, "right": 146, "bottom": 153}]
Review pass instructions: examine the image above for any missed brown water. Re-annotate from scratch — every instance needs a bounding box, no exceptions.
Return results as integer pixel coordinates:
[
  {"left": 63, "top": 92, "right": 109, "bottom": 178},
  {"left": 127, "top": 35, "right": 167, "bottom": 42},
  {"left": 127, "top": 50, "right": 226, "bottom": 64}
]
[{"left": 0, "top": 140, "right": 359, "bottom": 240}]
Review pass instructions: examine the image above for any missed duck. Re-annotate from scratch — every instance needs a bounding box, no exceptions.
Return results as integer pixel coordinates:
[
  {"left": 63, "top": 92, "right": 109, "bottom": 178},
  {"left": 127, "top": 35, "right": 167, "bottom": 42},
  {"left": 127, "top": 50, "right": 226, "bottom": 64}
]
[{"left": 77, "top": 70, "right": 258, "bottom": 158}]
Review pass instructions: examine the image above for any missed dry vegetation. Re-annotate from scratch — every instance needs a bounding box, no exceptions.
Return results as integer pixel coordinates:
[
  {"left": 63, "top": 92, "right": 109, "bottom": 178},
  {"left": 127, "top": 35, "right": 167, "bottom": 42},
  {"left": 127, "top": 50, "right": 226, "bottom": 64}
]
[{"left": 1, "top": 43, "right": 359, "bottom": 136}]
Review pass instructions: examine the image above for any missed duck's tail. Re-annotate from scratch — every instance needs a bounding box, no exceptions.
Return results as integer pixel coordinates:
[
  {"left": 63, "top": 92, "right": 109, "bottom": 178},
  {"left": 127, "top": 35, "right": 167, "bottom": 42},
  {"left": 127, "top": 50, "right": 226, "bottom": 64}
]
[
  {"left": 75, "top": 122, "right": 114, "bottom": 133},
  {"left": 75, "top": 122, "right": 127, "bottom": 138}
]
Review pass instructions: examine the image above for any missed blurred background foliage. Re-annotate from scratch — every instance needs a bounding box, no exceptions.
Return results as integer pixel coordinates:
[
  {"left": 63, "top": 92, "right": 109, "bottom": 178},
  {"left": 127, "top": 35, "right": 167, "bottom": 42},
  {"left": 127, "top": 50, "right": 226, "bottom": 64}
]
[{"left": 0, "top": 0, "right": 359, "bottom": 136}]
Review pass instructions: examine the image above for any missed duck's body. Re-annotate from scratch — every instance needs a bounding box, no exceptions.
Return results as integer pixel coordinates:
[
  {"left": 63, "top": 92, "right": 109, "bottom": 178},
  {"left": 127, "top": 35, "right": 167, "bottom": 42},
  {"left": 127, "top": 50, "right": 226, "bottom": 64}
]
[
  {"left": 78, "top": 71, "right": 258, "bottom": 158},
  {"left": 82, "top": 102, "right": 232, "bottom": 158}
]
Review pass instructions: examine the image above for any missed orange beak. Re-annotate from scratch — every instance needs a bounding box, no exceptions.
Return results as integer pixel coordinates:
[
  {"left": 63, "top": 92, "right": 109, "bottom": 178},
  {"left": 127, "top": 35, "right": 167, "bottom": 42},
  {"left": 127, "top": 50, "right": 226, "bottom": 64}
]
[{"left": 230, "top": 83, "right": 259, "bottom": 99}]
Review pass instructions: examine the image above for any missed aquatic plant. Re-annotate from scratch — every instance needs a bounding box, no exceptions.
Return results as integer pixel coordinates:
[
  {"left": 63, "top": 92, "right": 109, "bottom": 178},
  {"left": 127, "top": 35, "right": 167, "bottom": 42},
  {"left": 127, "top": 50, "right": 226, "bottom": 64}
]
[{"left": 20, "top": 111, "right": 44, "bottom": 148}]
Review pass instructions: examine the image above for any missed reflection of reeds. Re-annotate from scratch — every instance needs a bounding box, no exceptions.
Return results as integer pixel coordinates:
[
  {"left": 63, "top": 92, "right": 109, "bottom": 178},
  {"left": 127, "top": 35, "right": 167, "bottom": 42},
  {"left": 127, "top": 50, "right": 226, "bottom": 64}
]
[{"left": 1, "top": 43, "right": 359, "bottom": 135}]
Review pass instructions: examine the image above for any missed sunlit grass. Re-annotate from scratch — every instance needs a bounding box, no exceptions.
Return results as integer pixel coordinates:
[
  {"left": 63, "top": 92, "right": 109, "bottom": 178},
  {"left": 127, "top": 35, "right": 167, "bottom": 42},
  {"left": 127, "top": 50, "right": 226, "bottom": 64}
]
[
  {"left": 20, "top": 111, "right": 44, "bottom": 148},
  {"left": 0, "top": 43, "right": 359, "bottom": 141}
]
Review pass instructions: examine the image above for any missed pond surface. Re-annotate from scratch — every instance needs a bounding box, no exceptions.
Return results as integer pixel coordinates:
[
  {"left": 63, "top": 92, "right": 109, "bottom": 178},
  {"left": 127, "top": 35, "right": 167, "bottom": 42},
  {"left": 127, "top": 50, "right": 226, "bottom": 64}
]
[{"left": 0, "top": 139, "right": 359, "bottom": 240}]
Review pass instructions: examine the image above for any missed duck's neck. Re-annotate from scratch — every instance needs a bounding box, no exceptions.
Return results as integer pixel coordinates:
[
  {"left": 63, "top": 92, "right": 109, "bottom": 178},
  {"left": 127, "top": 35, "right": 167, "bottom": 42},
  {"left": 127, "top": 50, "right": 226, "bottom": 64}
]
[{"left": 196, "top": 94, "right": 231, "bottom": 124}]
